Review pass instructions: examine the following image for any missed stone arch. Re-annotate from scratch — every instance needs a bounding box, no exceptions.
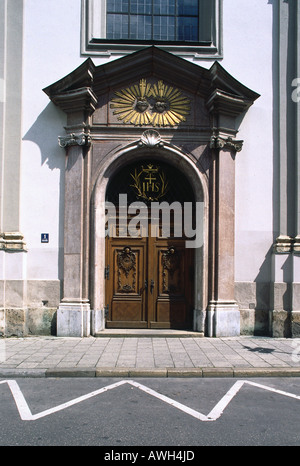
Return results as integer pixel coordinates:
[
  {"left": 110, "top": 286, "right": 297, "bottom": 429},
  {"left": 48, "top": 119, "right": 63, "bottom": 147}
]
[{"left": 90, "top": 135, "right": 209, "bottom": 333}]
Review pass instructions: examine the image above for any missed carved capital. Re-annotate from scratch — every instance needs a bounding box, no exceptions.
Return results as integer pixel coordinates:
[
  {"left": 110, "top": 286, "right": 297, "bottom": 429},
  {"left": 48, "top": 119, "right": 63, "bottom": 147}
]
[
  {"left": 58, "top": 132, "right": 91, "bottom": 148},
  {"left": 210, "top": 136, "right": 244, "bottom": 152}
]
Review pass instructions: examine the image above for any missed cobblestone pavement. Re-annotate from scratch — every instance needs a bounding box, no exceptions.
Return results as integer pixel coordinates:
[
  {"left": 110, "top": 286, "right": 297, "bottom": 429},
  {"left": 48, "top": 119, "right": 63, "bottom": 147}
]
[{"left": 1, "top": 335, "right": 300, "bottom": 377}]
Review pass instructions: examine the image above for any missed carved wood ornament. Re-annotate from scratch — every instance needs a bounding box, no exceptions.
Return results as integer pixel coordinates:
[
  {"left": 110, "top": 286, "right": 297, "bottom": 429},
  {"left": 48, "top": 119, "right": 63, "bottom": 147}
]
[
  {"left": 117, "top": 247, "right": 136, "bottom": 293},
  {"left": 162, "top": 247, "right": 180, "bottom": 294}
]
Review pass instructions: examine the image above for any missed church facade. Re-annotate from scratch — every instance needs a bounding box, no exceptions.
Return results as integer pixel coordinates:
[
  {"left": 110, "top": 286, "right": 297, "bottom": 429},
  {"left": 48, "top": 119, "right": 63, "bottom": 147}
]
[{"left": 0, "top": 0, "right": 299, "bottom": 338}]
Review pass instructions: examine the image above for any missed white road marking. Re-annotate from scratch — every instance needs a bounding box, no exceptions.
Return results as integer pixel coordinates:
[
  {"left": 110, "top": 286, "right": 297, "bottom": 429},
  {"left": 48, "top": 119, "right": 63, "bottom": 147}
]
[
  {"left": 0, "top": 379, "right": 127, "bottom": 421},
  {"left": 0, "top": 379, "right": 300, "bottom": 422}
]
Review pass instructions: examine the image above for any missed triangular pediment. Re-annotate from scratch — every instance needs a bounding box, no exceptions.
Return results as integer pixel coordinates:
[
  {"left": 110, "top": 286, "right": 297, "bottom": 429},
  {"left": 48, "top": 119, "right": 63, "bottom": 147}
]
[{"left": 43, "top": 46, "right": 259, "bottom": 118}]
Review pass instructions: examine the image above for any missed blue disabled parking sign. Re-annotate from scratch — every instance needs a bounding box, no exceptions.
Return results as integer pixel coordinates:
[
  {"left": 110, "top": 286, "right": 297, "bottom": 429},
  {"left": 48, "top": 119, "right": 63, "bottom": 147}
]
[{"left": 41, "top": 233, "right": 49, "bottom": 243}]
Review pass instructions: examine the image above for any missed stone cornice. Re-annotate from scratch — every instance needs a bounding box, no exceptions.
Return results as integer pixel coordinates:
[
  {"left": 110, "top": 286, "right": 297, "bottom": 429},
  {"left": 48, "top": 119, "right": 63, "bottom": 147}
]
[
  {"left": 43, "top": 58, "right": 96, "bottom": 96},
  {"left": 43, "top": 48, "right": 260, "bottom": 121},
  {"left": 50, "top": 87, "right": 98, "bottom": 115},
  {"left": 294, "top": 236, "right": 300, "bottom": 254},
  {"left": 274, "top": 235, "right": 300, "bottom": 254},
  {"left": 206, "top": 89, "right": 253, "bottom": 117}
]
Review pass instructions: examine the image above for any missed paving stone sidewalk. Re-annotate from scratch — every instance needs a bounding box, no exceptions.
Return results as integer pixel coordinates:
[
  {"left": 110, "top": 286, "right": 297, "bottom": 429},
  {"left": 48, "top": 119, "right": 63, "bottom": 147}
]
[{"left": 1, "top": 335, "right": 300, "bottom": 377}]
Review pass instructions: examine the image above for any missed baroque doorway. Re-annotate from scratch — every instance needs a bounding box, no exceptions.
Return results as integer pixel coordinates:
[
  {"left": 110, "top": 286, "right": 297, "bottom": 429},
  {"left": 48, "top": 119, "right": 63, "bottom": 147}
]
[{"left": 105, "top": 159, "right": 195, "bottom": 329}]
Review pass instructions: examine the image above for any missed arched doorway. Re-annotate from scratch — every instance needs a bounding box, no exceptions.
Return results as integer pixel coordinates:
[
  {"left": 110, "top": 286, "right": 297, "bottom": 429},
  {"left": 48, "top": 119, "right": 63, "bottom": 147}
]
[
  {"left": 44, "top": 49, "right": 259, "bottom": 337},
  {"left": 104, "top": 158, "right": 197, "bottom": 329}
]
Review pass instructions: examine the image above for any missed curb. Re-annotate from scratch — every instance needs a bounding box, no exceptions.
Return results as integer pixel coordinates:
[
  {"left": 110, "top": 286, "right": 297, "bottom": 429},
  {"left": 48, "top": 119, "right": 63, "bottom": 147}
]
[{"left": 1, "top": 367, "right": 300, "bottom": 378}]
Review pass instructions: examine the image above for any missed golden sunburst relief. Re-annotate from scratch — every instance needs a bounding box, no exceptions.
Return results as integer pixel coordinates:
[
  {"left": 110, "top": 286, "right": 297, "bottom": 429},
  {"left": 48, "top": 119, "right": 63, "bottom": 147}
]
[
  {"left": 110, "top": 79, "right": 190, "bottom": 127},
  {"left": 150, "top": 80, "right": 191, "bottom": 127}
]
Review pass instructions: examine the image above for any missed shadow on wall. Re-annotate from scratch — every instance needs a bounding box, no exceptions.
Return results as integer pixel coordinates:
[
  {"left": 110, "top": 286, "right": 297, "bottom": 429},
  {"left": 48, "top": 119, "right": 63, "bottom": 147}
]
[
  {"left": 23, "top": 102, "right": 66, "bottom": 170},
  {"left": 253, "top": 246, "right": 273, "bottom": 336},
  {"left": 22, "top": 102, "right": 66, "bottom": 280},
  {"left": 251, "top": 249, "right": 293, "bottom": 338}
]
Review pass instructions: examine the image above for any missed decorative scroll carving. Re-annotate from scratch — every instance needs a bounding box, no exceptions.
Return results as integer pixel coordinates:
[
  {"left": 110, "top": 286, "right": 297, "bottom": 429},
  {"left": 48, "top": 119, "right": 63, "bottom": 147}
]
[
  {"left": 210, "top": 136, "right": 244, "bottom": 152},
  {"left": 162, "top": 247, "right": 180, "bottom": 293},
  {"left": 117, "top": 247, "right": 136, "bottom": 293},
  {"left": 58, "top": 132, "right": 91, "bottom": 148}
]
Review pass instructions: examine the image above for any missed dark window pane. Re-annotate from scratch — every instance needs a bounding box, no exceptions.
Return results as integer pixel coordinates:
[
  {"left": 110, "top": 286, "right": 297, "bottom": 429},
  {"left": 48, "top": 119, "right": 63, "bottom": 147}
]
[
  {"left": 106, "top": 0, "right": 200, "bottom": 42},
  {"left": 130, "top": 15, "right": 152, "bottom": 39},
  {"left": 178, "top": 0, "right": 198, "bottom": 16},
  {"left": 177, "top": 16, "right": 198, "bottom": 41},
  {"left": 130, "top": 0, "right": 152, "bottom": 14},
  {"left": 153, "top": 15, "right": 175, "bottom": 41},
  {"left": 107, "top": 0, "right": 129, "bottom": 13},
  {"left": 153, "top": 0, "right": 176, "bottom": 15},
  {"left": 107, "top": 13, "right": 129, "bottom": 39}
]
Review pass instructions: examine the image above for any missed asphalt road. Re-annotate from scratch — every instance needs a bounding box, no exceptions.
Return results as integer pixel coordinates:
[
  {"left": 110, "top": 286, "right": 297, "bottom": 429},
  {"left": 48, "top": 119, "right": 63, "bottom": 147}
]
[{"left": 0, "top": 377, "right": 300, "bottom": 449}]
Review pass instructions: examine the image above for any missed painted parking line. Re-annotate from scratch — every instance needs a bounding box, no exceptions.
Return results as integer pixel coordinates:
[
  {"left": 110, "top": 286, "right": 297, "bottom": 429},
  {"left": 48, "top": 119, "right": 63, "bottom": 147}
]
[{"left": 1, "top": 379, "right": 300, "bottom": 422}]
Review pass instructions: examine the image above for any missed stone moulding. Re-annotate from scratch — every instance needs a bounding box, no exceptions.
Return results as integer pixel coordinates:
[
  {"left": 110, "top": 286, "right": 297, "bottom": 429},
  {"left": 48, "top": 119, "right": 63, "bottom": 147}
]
[
  {"left": 49, "top": 87, "right": 98, "bottom": 115},
  {"left": 0, "top": 232, "right": 27, "bottom": 251},
  {"left": 293, "top": 236, "right": 300, "bottom": 254},
  {"left": 273, "top": 235, "right": 300, "bottom": 254}
]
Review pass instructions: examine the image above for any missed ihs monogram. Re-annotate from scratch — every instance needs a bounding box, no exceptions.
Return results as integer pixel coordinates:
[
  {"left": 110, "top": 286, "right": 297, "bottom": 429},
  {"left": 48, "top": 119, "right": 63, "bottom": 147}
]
[
  {"left": 110, "top": 79, "right": 190, "bottom": 127},
  {"left": 130, "top": 163, "right": 168, "bottom": 201}
]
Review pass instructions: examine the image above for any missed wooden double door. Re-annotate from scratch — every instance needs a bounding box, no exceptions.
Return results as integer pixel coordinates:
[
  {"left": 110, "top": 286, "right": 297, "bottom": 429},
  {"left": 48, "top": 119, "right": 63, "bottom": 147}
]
[{"left": 105, "top": 233, "right": 194, "bottom": 329}]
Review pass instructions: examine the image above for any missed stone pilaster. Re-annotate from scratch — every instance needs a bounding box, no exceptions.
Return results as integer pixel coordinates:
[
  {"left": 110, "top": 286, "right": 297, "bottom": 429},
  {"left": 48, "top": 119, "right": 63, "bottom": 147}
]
[
  {"left": 205, "top": 71, "right": 258, "bottom": 336},
  {"left": 270, "top": 1, "right": 300, "bottom": 337},
  {"left": 45, "top": 65, "right": 97, "bottom": 337},
  {"left": 207, "top": 140, "right": 240, "bottom": 337},
  {"left": 57, "top": 141, "right": 91, "bottom": 337}
]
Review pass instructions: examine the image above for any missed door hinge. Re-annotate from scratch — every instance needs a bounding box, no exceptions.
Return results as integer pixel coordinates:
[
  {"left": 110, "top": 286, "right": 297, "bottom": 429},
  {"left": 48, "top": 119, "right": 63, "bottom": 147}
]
[
  {"left": 104, "top": 304, "right": 109, "bottom": 317},
  {"left": 104, "top": 265, "right": 110, "bottom": 279}
]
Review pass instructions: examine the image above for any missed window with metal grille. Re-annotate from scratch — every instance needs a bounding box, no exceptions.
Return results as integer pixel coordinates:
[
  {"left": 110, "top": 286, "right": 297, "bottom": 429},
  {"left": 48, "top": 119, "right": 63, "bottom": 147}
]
[
  {"left": 106, "top": 0, "right": 199, "bottom": 42},
  {"left": 81, "top": 0, "right": 222, "bottom": 58}
]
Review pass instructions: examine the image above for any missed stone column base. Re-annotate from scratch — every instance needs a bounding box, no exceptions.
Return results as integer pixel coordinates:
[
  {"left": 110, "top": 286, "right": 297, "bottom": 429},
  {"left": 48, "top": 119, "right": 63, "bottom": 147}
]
[
  {"left": 193, "top": 309, "right": 206, "bottom": 333},
  {"left": 91, "top": 309, "right": 105, "bottom": 335},
  {"left": 207, "top": 301, "right": 240, "bottom": 337},
  {"left": 57, "top": 303, "right": 91, "bottom": 337}
]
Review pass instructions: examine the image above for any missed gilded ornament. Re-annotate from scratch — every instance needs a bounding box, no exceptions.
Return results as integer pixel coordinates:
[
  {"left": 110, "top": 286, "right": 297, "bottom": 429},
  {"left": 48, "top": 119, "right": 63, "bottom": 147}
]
[
  {"left": 110, "top": 79, "right": 190, "bottom": 127},
  {"left": 130, "top": 163, "right": 169, "bottom": 201}
]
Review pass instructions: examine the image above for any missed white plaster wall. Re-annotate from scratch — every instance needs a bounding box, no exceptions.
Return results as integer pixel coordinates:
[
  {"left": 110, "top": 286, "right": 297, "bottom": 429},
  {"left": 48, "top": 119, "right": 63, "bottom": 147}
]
[
  {"left": 221, "top": 0, "right": 274, "bottom": 283},
  {"left": 21, "top": 0, "right": 83, "bottom": 280},
  {"left": 20, "top": 0, "right": 123, "bottom": 281}
]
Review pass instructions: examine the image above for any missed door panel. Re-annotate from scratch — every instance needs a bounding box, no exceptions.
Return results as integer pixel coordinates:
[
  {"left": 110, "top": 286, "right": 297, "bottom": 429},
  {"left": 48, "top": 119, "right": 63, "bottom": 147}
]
[
  {"left": 105, "top": 159, "right": 195, "bottom": 330},
  {"left": 106, "top": 237, "right": 148, "bottom": 328},
  {"left": 105, "top": 235, "right": 194, "bottom": 329},
  {"left": 150, "top": 238, "right": 194, "bottom": 329}
]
